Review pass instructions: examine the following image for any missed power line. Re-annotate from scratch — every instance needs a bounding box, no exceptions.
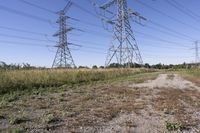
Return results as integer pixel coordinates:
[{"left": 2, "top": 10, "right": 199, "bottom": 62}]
[
  {"left": 70, "top": 1, "right": 193, "bottom": 47},
  {"left": 70, "top": 36, "right": 189, "bottom": 50},
  {"left": 0, "top": 25, "right": 50, "bottom": 36},
  {"left": 16, "top": 0, "right": 103, "bottom": 30},
  {"left": 74, "top": 49, "right": 107, "bottom": 55},
  {"left": 166, "top": 0, "right": 200, "bottom": 23},
  {"left": 72, "top": 25, "right": 193, "bottom": 49},
  {"left": 72, "top": 26, "right": 110, "bottom": 38},
  {"left": 19, "top": 0, "right": 103, "bottom": 29},
  {"left": 74, "top": 49, "right": 193, "bottom": 59},
  {"left": 64, "top": 0, "right": 115, "bottom": 31},
  {"left": 0, "top": 40, "right": 50, "bottom": 47},
  {"left": 70, "top": 17, "right": 103, "bottom": 29},
  {"left": 0, "top": 4, "right": 51, "bottom": 23},
  {"left": 18, "top": 0, "right": 56, "bottom": 14},
  {"left": 148, "top": 20, "right": 195, "bottom": 41},
  {"left": 69, "top": 39, "right": 107, "bottom": 48},
  {"left": 0, "top": 33, "right": 56, "bottom": 42},
  {"left": 171, "top": 0, "right": 200, "bottom": 20},
  {"left": 75, "top": 0, "right": 195, "bottom": 46},
  {"left": 0, "top": 39, "right": 192, "bottom": 60},
  {"left": 144, "top": 55, "right": 194, "bottom": 59},
  {"left": 0, "top": 38, "right": 105, "bottom": 50},
  {"left": 0, "top": 38, "right": 105, "bottom": 51},
  {"left": 72, "top": 23, "right": 193, "bottom": 49},
  {"left": 144, "top": 25, "right": 191, "bottom": 41},
  {"left": 141, "top": 43, "right": 189, "bottom": 50},
  {"left": 0, "top": 26, "right": 191, "bottom": 50},
  {"left": 67, "top": 0, "right": 195, "bottom": 44},
  {"left": 134, "top": 30, "right": 192, "bottom": 47},
  {"left": 0, "top": 39, "right": 190, "bottom": 57},
  {"left": 134, "top": 0, "right": 200, "bottom": 32},
  {"left": 65, "top": 0, "right": 99, "bottom": 18}
]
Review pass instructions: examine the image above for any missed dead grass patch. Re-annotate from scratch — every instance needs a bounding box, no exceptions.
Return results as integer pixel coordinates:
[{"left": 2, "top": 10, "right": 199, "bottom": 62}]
[
  {"left": 61, "top": 85, "right": 150, "bottom": 130},
  {"left": 154, "top": 88, "right": 200, "bottom": 130},
  {"left": 166, "top": 74, "right": 175, "bottom": 80},
  {"left": 0, "top": 72, "right": 159, "bottom": 132}
]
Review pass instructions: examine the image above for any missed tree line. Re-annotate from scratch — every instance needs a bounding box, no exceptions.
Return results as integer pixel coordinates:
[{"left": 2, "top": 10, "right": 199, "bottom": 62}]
[
  {"left": 98, "top": 62, "right": 199, "bottom": 69},
  {"left": 0, "top": 61, "right": 199, "bottom": 70},
  {"left": 0, "top": 61, "right": 36, "bottom": 70}
]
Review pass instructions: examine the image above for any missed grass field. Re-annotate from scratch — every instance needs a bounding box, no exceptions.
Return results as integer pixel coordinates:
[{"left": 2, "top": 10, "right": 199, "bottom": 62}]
[
  {"left": 0, "top": 68, "right": 200, "bottom": 132},
  {"left": 178, "top": 69, "right": 200, "bottom": 86},
  {"left": 0, "top": 68, "right": 156, "bottom": 95},
  {"left": 0, "top": 68, "right": 158, "bottom": 108}
]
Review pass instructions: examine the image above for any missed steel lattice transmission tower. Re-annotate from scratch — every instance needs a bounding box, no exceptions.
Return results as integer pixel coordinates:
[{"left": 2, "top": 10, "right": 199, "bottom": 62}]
[
  {"left": 52, "top": 1, "right": 76, "bottom": 68},
  {"left": 195, "top": 41, "right": 199, "bottom": 64},
  {"left": 93, "top": 0, "right": 145, "bottom": 67}
]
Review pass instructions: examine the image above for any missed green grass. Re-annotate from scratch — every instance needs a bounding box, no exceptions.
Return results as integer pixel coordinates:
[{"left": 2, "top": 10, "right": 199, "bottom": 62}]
[
  {"left": 0, "top": 68, "right": 156, "bottom": 95},
  {"left": 42, "top": 113, "right": 60, "bottom": 124},
  {"left": 166, "top": 121, "right": 184, "bottom": 131},
  {"left": 9, "top": 115, "right": 28, "bottom": 125},
  {"left": 184, "top": 69, "right": 200, "bottom": 77},
  {"left": 177, "top": 69, "right": 200, "bottom": 86},
  {"left": 8, "top": 128, "right": 24, "bottom": 133},
  {"left": 0, "top": 69, "right": 160, "bottom": 131},
  {"left": 0, "top": 69, "right": 159, "bottom": 107}
]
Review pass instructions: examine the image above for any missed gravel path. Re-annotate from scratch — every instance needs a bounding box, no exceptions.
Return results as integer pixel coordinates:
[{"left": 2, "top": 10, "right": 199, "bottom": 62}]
[
  {"left": 130, "top": 74, "right": 200, "bottom": 90},
  {"left": 98, "top": 74, "right": 200, "bottom": 133}
]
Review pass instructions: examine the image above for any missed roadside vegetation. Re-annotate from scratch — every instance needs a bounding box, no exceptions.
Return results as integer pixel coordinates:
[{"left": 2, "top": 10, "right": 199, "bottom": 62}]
[
  {"left": 0, "top": 68, "right": 157, "bottom": 95},
  {"left": 177, "top": 69, "right": 200, "bottom": 86},
  {"left": 0, "top": 70, "right": 160, "bottom": 132},
  {"left": 0, "top": 61, "right": 200, "bottom": 132}
]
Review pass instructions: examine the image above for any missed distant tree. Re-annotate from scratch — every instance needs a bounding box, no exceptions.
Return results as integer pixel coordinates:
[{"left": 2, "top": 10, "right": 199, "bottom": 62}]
[
  {"left": 132, "top": 63, "right": 142, "bottom": 68},
  {"left": 22, "top": 63, "right": 36, "bottom": 69},
  {"left": 107, "top": 63, "right": 123, "bottom": 68},
  {"left": 169, "top": 64, "right": 174, "bottom": 69},
  {"left": 144, "top": 63, "right": 150, "bottom": 68},
  {"left": 0, "top": 61, "right": 6, "bottom": 69},
  {"left": 78, "top": 66, "right": 89, "bottom": 69},
  {"left": 92, "top": 65, "right": 98, "bottom": 69},
  {"left": 182, "top": 62, "right": 187, "bottom": 69},
  {"left": 152, "top": 63, "right": 162, "bottom": 69},
  {"left": 99, "top": 66, "right": 105, "bottom": 69}
]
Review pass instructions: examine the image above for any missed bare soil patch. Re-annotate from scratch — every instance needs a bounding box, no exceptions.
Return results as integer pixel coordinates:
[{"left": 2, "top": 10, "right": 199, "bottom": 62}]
[{"left": 130, "top": 74, "right": 200, "bottom": 90}]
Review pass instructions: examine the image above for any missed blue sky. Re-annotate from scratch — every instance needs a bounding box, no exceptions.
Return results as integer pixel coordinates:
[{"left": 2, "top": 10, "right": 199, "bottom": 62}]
[{"left": 0, "top": 0, "right": 200, "bottom": 67}]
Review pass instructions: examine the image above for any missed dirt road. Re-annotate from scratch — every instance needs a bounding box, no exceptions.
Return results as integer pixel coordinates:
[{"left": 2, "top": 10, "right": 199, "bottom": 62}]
[
  {"left": 130, "top": 74, "right": 199, "bottom": 90},
  {"left": 98, "top": 74, "right": 200, "bottom": 133}
]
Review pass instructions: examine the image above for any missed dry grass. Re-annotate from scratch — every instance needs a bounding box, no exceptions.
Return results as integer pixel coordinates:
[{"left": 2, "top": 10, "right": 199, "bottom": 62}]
[
  {"left": 0, "top": 68, "right": 155, "bottom": 95},
  {"left": 53, "top": 77, "right": 154, "bottom": 129},
  {"left": 1, "top": 70, "right": 200, "bottom": 132},
  {"left": 166, "top": 74, "right": 175, "bottom": 80},
  {"left": 153, "top": 88, "right": 200, "bottom": 130},
  {"left": 178, "top": 69, "right": 200, "bottom": 86},
  {"left": 0, "top": 72, "right": 158, "bottom": 132}
]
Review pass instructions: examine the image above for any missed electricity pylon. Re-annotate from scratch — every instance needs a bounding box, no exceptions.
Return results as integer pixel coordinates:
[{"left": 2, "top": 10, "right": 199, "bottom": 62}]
[
  {"left": 92, "top": 0, "right": 145, "bottom": 67},
  {"left": 52, "top": 1, "right": 76, "bottom": 68},
  {"left": 195, "top": 41, "right": 199, "bottom": 64}
]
